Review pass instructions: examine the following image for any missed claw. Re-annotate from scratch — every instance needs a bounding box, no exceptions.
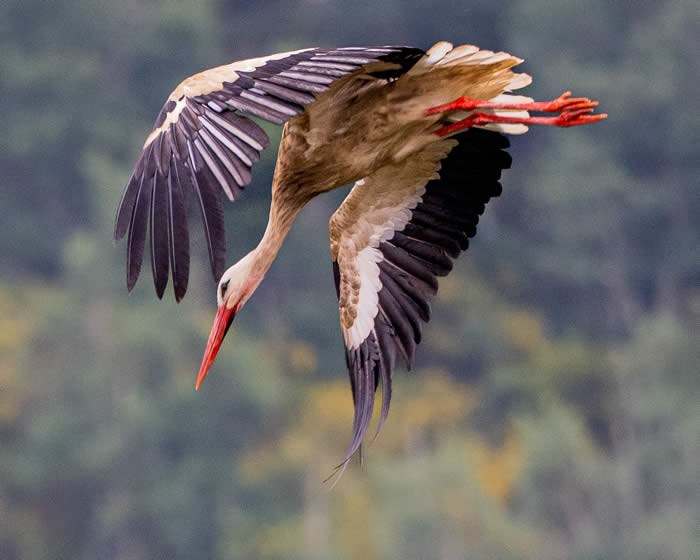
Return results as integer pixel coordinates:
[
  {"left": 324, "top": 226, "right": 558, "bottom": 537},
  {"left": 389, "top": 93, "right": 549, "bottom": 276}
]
[
  {"left": 562, "top": 100, "right": 599, "bottom": 112},
  {"left": 555, "top": 110, "right": 608, "bottom": 127},
  {"left": 538, "top": 91, "right": 596, "bottom": 112}
]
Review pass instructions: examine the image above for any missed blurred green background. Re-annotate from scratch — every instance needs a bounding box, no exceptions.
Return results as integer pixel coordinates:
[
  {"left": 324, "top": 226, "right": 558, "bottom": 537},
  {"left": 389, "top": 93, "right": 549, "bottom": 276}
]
[{"left": 1, "top": 1, "right": 698, "bottom": 559}]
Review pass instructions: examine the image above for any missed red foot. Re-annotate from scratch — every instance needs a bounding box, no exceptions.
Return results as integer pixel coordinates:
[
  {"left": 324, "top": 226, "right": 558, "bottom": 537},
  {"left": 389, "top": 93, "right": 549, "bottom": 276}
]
[{"left": 536, "top": 91, "right": 599, "bottom": 113}]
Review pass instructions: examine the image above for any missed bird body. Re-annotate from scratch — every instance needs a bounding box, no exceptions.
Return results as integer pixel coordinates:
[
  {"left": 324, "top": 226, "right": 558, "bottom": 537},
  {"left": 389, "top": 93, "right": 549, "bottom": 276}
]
[{"left": 115, "top": 41, "right": 606, "bottom": 462}]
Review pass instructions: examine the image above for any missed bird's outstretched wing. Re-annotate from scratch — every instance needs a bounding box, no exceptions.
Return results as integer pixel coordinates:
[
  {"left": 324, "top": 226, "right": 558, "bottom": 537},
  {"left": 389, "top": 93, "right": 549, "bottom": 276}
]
[
  {"left": 115, "top": 46, "right": 424, "bottom": 301},
  {"left": 329, "top": 128, "right": 511, "bottom": 460}
]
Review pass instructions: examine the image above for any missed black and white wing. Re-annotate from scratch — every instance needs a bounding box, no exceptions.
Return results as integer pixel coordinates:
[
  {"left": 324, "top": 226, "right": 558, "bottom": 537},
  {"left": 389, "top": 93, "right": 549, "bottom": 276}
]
[
  {"left": 114, "top": 46, "right": 424, "bottom": 301},
  {"left": 329, "top": 128, "right": 512, "bottom": 460}
]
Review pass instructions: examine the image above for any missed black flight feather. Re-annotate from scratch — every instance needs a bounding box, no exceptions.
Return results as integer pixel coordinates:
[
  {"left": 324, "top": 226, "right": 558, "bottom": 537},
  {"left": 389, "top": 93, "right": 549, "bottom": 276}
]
[
  {"left": 126, "top": 173, "right": 152, "bottom": 291},
  {"left": 378, "top": 269, "right": 424, "bottom": 344},
  {"left": 224, "top": 95, "right": 288, "bottom": 124},
  {"left": 390, "top": 231, "right": 452, "bottom": 270},
  {"left": 187, "top": 141, "right": 226, "bottom": 281},
  {"left": 377, "top": 260, "right": 433, "bottom": 319},
  {"left": 238, "top": 90, "right": 304, "bottom": 117},
  {"left": 150, "top": 173, "right": 170, "bottom": 298},
  {"left": 278, "top": 71, "right": 336, "bottom": 85},
  {"left": 263, "top": 75, "right": 330, "bottom": 94},
  {"left": 167, "top": 156, "right": 189, "bottom": 302},
  {"left": 114, "top": 170, "right": 142, "bottom": 241},
  {"left": 401, "top": 222, "right": 465, "bottom": 256},
  {"left": 377, "top": 287, "right": 417, "bottom": 369},
  {"left": 252, "top": 80, "right": 316, "bottom": 105}
]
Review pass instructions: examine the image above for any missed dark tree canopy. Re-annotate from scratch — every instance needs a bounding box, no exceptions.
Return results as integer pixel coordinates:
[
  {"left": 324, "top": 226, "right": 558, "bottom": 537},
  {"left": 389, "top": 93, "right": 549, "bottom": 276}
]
[{"left": 0, "top": 1, "right": 697, "bottom": 559}]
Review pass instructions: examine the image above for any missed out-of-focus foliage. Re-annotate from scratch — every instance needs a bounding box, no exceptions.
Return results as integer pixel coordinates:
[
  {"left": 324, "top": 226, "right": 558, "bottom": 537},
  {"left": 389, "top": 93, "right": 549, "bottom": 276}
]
[{"left": 0, "top": 1, "right": 697, "bottom": 559}]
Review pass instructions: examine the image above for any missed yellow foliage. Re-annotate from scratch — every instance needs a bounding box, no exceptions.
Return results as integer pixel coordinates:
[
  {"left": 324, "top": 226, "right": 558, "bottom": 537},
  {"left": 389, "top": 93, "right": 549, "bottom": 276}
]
[
  {"left": 288, "top": 340, "right": 318, "bottom": 374},
  {"left": 400, "top": 371, "right": 475, "bottom": 430},
  {"left": 239, "top": 382, "right": 355, "bottom": 482},
  {"left": 468, "top": 429, "right": 523, "bottom": 505},
  {"left": 301, "top": 372, "right": 477, "bottom": 456},
  {"left": 501, "top": 310, "right": 549, "bottom": 354},
  {"left": 252, "top": 518, "right": 303, "bottom": 558},
  {"left": 0, "top": 284, "right": 40, "bottom": 423},
  {"left": 441, "top": 491, "right": 468, "bottom": 521},
  {"left": 301, "top": 381, "right": 355, "bottom": 433},
  {"left": 242, "top": 373, "right": 481, "bottom": 486},
  {"left": 0, "top": 318, "right": 24, "bottom": 347},
  {"left": 238, "top": 444, "right": 287, "bottom": 483},
  {"left": 0, "top": 363, "right": 21, "bottom": 423},
  {"left": 335, "top": 488, "right": 380, "bottom": 560},
  {"left": 280, "top": 431, "right": 315, "bottom": 465}
]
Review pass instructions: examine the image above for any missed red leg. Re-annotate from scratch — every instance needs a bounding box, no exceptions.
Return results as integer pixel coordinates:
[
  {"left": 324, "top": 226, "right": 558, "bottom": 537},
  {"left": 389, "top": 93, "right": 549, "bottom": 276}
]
[
  {"left": 426, "top": 91, "right": 599, "bottom": 116},
  {"left": 427, "top": 90, "right": 606, "bottom": 136},
  {"left": 434, "top": 108, "right": 607, "bottom": 137}
]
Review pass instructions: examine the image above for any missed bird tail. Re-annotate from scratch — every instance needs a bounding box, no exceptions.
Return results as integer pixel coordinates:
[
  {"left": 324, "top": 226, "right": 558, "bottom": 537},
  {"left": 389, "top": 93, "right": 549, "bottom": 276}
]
[{"left": 400, "top": 41, "right": 534, "bottom": 135}]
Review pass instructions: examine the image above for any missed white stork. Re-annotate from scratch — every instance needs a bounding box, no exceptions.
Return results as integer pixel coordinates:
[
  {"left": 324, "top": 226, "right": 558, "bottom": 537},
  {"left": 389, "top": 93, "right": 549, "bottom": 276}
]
[{"left": 114, "top": 42, "right": 606, "bottom": 461}]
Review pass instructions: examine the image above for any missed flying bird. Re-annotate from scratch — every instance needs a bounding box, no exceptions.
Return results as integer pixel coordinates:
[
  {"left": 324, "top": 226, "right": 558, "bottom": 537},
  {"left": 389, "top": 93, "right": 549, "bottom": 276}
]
[{"left": 115, "top": 41, "right": 605, "bottom": 461}]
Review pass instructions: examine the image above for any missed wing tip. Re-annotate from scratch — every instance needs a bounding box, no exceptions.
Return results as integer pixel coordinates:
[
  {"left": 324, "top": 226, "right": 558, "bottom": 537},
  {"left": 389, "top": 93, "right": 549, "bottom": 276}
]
[
  {"left": 154, "top": 276, "right": 168, "bottom": 299},
  {"left": 126, "top": 269, "right": 139, "bottom": 293}
]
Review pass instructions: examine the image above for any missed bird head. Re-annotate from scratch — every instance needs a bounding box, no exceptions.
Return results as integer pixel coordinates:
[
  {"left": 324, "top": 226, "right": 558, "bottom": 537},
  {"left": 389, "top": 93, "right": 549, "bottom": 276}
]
[{"left": 195, "top": 251, "right": 263, "bottom": 390}]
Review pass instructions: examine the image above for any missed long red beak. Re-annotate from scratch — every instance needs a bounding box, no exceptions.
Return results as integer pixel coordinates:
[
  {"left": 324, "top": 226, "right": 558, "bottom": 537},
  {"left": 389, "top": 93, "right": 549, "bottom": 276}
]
[{"left": 195, "top": 304, "right": 236, "bottom": 390}]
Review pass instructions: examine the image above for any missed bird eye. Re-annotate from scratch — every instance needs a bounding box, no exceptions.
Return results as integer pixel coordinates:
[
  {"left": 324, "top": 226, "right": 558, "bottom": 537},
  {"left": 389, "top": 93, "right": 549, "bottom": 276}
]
[{"left": 220, "top": 280, "right": 230, "bottom": 298}]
